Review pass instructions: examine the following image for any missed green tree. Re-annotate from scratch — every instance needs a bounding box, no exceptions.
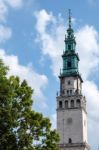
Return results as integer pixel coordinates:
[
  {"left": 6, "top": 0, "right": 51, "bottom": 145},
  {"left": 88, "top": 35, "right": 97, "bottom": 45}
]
[{"left": 0, "top": 59, "right": 59, "bottom": 150}]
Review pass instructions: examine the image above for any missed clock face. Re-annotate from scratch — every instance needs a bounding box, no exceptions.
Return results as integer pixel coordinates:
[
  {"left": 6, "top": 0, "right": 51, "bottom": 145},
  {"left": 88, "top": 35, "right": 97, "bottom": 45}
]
[{"left": 67, "top": 117, "right": 73, "bottom": 125}]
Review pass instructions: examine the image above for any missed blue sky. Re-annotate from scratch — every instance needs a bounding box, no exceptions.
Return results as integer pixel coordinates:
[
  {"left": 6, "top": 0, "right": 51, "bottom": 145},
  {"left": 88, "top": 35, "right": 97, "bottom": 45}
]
[{"left": 0, "top": 0, "right": 99, "bottom": 150}]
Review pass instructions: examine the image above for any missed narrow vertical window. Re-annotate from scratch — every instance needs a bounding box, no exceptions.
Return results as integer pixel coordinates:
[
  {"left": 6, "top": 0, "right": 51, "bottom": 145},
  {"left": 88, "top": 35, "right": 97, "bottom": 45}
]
[
  {"left": 65, "top": 101, "right": 68, "bottom": 108},
  {"left": 71, "top": 100, "right": 74, "bottom": 108},
  {"left": 68, "top": 80, "right": 71, "bottom": 85},
  {"left": 70, "top": 90, "right": 72, "bottom": 95},
  {"left": 68, "top": 45, "right": 71, "bottom": 50},
  {"left": 59, "top": 101, "right": 62, "bottom": 109},
  {"left": 67, "top": 90, "right": 69, "bottom": 95},
  {"left": 68, "top": 138, "right": 72, "bottom": 143},
  {"left": 76, "top": 99, "right": 81, "bottom": 107},
  {"left": 67, "top": 61, "right": 71, "bottom": 68}
]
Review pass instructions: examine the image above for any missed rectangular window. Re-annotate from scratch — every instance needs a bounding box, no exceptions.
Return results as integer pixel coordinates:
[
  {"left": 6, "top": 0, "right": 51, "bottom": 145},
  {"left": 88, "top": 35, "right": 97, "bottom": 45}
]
[
  {"left": 59, "top": 101, "right": 62, "bottom": 108},
  {"left": 70, "top": 90, "right": 72, "bottom": 94},
  {"left": 67, "top": 61, "right": 71, "bottom": 68},
  {"left": 68, "top": 45, "right": 71, "bottom": 50},
  {"left": 67, "top": 90, "right": 69, "bottom": 95}
]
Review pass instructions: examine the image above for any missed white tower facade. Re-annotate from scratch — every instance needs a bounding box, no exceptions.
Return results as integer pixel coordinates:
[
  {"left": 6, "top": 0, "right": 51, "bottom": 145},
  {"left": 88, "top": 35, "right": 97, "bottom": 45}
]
[{"left": 56, "top": 11, "right": 90, "bottom": 150}]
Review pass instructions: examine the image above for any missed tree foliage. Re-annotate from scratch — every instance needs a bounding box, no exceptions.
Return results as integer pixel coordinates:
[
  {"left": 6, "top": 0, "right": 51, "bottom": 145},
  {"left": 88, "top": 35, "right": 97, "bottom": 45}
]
[{"left": 0, "top": 59, "right": 59, "bottom": 150}]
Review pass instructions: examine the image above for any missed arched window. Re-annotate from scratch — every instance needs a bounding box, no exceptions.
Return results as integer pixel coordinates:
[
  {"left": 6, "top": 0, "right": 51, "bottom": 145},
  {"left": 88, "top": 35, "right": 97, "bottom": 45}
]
[
  {"left": 71, "top": 100, "right": 74, "bottom": 108},
  {"left": 68, "top": 138, "right": 72, "bottom": 143},
  {"left": 65, "top": 101, "right": 68, "bottom": 108},
  {"left": 59, "top": 101, "right": 62, "bottom": 109},
  {"left": 76, "top": 99, "right": 81, "bottom": 107}
]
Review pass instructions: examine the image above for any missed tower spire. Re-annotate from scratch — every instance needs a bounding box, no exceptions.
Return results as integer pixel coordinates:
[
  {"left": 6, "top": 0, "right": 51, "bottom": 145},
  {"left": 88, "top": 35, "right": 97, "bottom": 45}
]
[
  {"left": 62, "top": 10, "right": 80, "bottom": 77},
  {"left": 57, "top": 12, "right": 90, "bottom": 150},
  {"left": 68, "top": 9, "right": 71, "bottom": 28}
]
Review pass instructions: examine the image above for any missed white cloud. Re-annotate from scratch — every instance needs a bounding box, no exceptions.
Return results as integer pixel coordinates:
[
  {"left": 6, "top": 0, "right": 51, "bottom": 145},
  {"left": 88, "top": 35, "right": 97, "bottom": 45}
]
[
  {"left": 83, "top": 80, "right": 99, "bottom": 120},
  {"left": 0, "top": 25, "right": 12, "bottom": 43},
  {"left": 35, "top": 9, "right": 55, "bottom": 34},
  {"left": 50, "top": 113, "right": 56, "bottom": 129},
  {"left": 0, "top": 0, "right": 8, "bottom": 22},
  {"left": 83, "top": 80, "right": 99, "bottom": 148},
  {"left": 82, "top": 81, "right": 99, "bottom": 149},
  {"left": 5, "top": 0, "right": 23, "bottom": 8},
  {"left": 88, "top": 118, "right": 99, "bottom": 150},
  {"left": 35, "top": 9, "right": 65, "bottom": 77},
  {"left": 0, "top": 0, "right": 23, "bottom": 44},
  {"left": 0, "top": 49, "right": 48, "bottom": 109},
  {"left": 88, "top": 0, "right": 99, "bottom": 5},
  {"left": 35, "top": 10, "right": 99, "bottom": 80},
  {"left": 0, "top": 0, "right": 23, "bottom": 22},
  {"left": 76, "top": 25, "right": 99, "bottom": 79}
]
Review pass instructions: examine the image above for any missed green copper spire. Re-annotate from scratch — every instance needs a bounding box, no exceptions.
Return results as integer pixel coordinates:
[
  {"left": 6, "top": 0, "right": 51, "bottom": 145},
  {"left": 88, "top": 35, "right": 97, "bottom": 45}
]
[
  {"left": 64, "top": 9, "right": 76, "bottom": 52},
  {"left": 60, "top": 10, "right": 80, "bottom": 77},
  {"left": 68, "top": 9, "right": 71, "bottom": 28}
]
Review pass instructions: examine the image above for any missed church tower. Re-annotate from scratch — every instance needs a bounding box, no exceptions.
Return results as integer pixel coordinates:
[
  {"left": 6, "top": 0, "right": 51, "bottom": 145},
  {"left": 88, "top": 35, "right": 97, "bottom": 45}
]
[{"left": 56, "top": 10, "right": 90, "bottom": 150}]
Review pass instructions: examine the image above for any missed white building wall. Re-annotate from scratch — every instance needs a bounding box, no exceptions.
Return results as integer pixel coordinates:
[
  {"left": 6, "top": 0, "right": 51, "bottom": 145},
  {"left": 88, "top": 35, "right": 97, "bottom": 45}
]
[
  {"left": 57, "top": 75, "right": 90, "bottom": 150},
  {"left": 82, "top": 110, "right": 88, "bottom": 142},
  {"left": 57, "top": 109, "right": 85, "bottom": 144},
  {"left": 61, "top": 77, "right": 82, "bottom": 96}
]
